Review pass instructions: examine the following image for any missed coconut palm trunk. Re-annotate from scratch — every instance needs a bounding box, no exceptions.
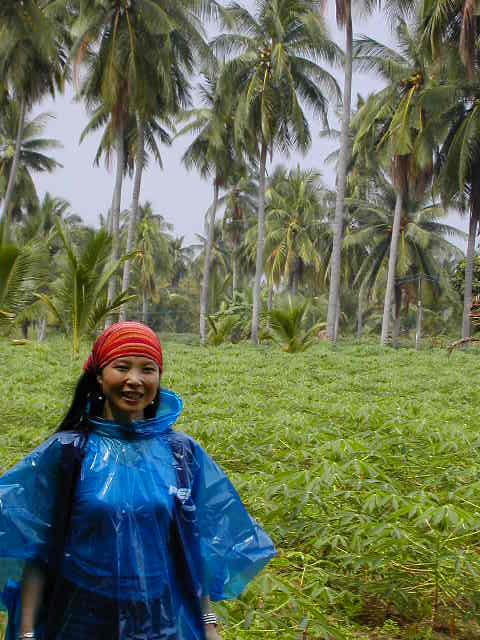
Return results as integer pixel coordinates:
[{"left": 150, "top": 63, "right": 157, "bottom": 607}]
[
  {"left": 199, "top": 181, "right": 219, "bottom": 345},
  {"left": 251, "top": 141, "right": 268, "bottom": 344},
  {"left": 106, "top": 123, "right": 125, "bottom": 326},
  {"left": 381, "top": 189, "right": 403, "bottom": 345},
  {"left": 462, "top": 207, "right": 479, "bottom": 338},
  {"left": 232, "top": 249, "right": 239, "bottom": 299},
  {"left": 142, "top": 289, "right": 148, "bottom": 324},
  {"left": 119, "top": 115, "right": 145, "bottom": 322},
  {"left": 356, "top": 281, "right": 366, "bottom": 340},
  {"left": 1, "top": 97, "right": 27, "bottom": 233},
  {"left": 326, "top": 4, "right": 352, "bottom": 343},
  {"left": 392, "top": 286, "right": 401, "bottom": 347}
]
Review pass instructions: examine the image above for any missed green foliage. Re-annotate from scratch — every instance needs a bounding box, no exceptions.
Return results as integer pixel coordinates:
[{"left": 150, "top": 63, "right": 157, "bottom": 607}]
[
  {"left": 1, "top": 340, "right": 480, "bottom": 639},
  {"left": 36, "top": 221, "right": 135, "bottom": 355},
  {"left": 268, "top": 298, "right": 324, "bottom": 352},
  {"left": 0, "top": 240, "right": 45, "bottom": 334},
  {"left": 452, "top": 256, "right": 480, "bottom": 298},
  {"left": 207, "top": 314, "right": 240, "bottom": 346}
]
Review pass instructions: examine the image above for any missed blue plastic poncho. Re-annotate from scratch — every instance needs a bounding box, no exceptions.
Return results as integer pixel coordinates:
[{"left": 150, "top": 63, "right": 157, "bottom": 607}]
[{"left": 0, "top": 389, "right": 276, "bottom": 639}]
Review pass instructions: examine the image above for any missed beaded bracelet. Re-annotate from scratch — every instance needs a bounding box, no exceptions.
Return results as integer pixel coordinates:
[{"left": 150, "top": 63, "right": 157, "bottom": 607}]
[{"left": 202, "top": 612, "right": 218, "bottom": 626}]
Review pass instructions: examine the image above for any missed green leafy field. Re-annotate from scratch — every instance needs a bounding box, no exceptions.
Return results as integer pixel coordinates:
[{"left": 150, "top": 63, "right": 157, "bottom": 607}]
[{"left": 1, "top": 338, "right": 480, "bottom": 639}]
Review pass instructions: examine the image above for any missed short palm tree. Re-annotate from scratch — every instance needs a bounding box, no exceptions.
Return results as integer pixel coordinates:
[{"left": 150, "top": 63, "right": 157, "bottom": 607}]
[
  {"left": 269, "top": 297, "right": 323, "bottom": 353},
  {"left": 37, "top": 221, "right": 135, "bottom": 356},
  {"left": 215, "top": 0, "right": 340, "bottom": 344},
  {"left": 0, "top": 232, "right": 46, "bottom": 334}
]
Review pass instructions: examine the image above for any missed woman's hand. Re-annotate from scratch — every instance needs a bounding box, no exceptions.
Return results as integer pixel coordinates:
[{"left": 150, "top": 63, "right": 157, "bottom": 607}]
[{"left": 204, "top": 623, "right": 222, "bottom": 640}]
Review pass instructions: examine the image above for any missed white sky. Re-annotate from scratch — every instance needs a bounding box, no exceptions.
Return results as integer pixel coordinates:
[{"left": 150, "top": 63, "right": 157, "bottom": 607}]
[{"left": 32, "top": 4, "right": 468, "bottom": 248}]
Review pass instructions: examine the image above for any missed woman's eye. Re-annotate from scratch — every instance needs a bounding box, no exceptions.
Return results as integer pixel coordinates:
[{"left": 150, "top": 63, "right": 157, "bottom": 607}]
[{"left": 144, "top": 368, "right": 155, "bottom": 374}]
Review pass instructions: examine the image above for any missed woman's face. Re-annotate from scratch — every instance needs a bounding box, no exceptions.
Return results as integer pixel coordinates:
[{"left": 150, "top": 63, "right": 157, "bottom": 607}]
[{"left": 97, "top": 356, "right": 160, "bottom": 422}]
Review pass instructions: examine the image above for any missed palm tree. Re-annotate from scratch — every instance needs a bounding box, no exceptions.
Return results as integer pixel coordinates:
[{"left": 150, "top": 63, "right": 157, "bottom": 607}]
[
  {"left": 352, "top": 17, "right": 438, "bottom": 345},
  {"left": 422, "top": 0, "right": 478, "bottom": 78},
  {"left": 432, "top": 77, "right": 480, "bottom": 338},
  {"left": 0, "top": 229, "right": 46, "bottom": 334},
  {"left": 263, "top": 166, "right": 326, "bottom": 295},
  {"left": 326, "top": 0, "right": 355, "bottom": 343},
  {"left": 222, "top": 170, "right": 257, "bottom": 298},
  {"left": 345, "top": 178, "right": 464, "bottom": 341},
  {"left": 178, "top": 68, "right": 238, "bottom": 344},
  {"left": 0, "top": 98, "right": 62, "bottom": 220},
  {"left": 80, "top": 104, "right": 174, "bottom": 320},
  {"left": 119, "top": 9, "right": 208, "bottom": 319},
  {"left": 132, "top": 202, "right": 172, "bottom": 323},
  {"left": 0, "top": 1, "right": 67, "bottom": 231},
  {"left": 169, "top": 236, "right": 195, "bottom": 289},
  {"left": 36, "top": 220, "right": 135, "bottom": 356},
  {"left": 215, "top": 0, "right": 340, "bottom": 344},
  {"left": 71, "top": 0, "right": 213, "bottom": 313},
  {"left": 15, "top": 192, "right": 73, "bottom": 244}
]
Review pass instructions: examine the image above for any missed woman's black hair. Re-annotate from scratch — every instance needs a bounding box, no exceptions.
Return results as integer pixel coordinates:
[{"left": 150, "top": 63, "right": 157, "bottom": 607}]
[{"left": 57, "top": 371, "right": 161, "bottom": 432}]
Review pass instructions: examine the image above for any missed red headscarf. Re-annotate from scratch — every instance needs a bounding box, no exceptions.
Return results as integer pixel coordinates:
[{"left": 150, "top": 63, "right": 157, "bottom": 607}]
[{"left": 83, "top": 322, "right": 163, "bottom": 375}]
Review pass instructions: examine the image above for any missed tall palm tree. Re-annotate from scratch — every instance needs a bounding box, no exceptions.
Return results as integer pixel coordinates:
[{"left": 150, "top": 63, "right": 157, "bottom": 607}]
[
  {"left": 120, "top": 10, "right": 209, "bottom": 320},
  {"left": 352, "top": 16, "right": 438, "bottom": 345},
  {"left": 0, "top": 1, "right": 67, "bottom": 231},
  {"left": 431, "top": 75, "right": 480, "bottom": 338},
  {"left": 71, "top": 0, "right": 214, "bottom": 314},
  {"left": 215, "top": 0, "right": 340, "bottom": 344},
  {"left": 0, "top": 100, "right": 62, "bottom": 220},
  {"left": 326, "top": 0, "right": 355, "bottom": 343},
  {"left": 222, "top": 170, "right": 257, "bottom": 298},
  {"left": 178, "top": 68, "right": 238, "bottom": 344},
  {"left": 80, "top": 104, "right": 174, "bottom": 320}
]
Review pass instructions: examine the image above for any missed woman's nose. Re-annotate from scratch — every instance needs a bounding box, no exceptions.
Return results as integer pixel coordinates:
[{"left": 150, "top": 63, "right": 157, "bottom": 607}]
[{"left": 125, "top": 370, "right": 142, "bottom": 385}]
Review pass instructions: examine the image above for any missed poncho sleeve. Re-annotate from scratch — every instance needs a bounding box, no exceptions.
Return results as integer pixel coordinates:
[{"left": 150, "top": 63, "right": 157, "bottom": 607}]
[
  {"left": 0, "top": 433, "right": 75, "bottom": 612},
  {"left": 189, "top": 440, "right": 276, "bottom": 601}
]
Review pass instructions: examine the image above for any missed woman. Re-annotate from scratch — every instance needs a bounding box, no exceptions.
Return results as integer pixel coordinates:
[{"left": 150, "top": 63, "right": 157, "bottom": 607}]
[{"left": 0, "top": 322, "right": 276, "bottom": 640}]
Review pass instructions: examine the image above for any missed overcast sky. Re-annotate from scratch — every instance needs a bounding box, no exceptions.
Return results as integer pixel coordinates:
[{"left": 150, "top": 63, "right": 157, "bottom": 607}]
[{"left": 31, "top": 4, "right": 467, "bottom": 249}]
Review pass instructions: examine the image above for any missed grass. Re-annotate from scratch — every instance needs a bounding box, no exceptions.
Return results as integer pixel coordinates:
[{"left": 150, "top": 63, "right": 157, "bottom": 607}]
[{"left": 1, "top": 337, "right": 480, "bottom": 639}]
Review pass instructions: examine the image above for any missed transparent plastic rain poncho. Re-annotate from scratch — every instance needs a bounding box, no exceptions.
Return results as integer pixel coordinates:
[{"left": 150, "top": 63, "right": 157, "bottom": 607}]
[{"left": 0, "top": 389, "right": 276, "bottom": 639}]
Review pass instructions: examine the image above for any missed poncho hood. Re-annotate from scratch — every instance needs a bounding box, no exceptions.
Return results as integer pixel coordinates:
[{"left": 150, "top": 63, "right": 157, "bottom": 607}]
[{"left": 88, "top": 388, "right": 183, "bottom": 440}]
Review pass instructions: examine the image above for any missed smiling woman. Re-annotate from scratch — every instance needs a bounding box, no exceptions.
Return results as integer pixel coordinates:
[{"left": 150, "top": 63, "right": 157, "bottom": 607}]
[{"left": 0, "top": 322, "right": 276, "bottom": 640}]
